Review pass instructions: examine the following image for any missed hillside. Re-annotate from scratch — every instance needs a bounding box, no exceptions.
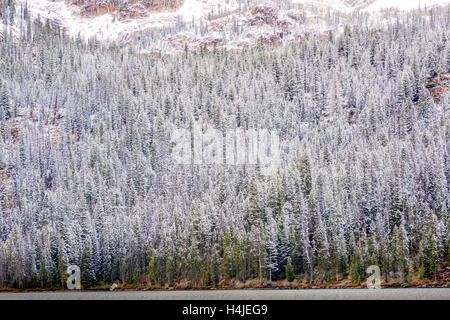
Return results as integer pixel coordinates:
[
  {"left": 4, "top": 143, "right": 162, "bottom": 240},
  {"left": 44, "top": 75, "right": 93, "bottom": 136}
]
[
  {"left": 0, "top": 0, "right": 448, "bottom": 289},
  {"left": 13, "top": 0, "right": 450, "bottom": 53},
  {"left": 69, "top": 0, "right": 185, "bottom": 18}
]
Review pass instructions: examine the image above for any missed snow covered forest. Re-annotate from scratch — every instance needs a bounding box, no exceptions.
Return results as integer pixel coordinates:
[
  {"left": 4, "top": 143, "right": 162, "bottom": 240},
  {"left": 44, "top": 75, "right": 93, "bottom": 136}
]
[{"left": 0, "top": 0, "right": 449, "bottom": 289}]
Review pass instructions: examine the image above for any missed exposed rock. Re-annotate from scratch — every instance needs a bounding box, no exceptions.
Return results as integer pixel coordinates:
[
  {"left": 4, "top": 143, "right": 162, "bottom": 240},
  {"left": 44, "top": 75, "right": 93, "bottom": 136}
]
[
  {"left": 117, "top": 3, "right": 148, "bottom": 19},
  {"left": 67, "top": 0, "right": 184, "bottom": 20},
  {"left": 166, "top": 32, "right": 196, "bottom": 50},
  {"left": 69, "top": 0, "right": 115, "bottom": 17},
  {"left": 25, "top": 1, "right": 332, "bottom": 53},
  {"left": 208, "top": 15, "right": 241, "bottom": 33},
  {"left": 246, "top": 5, "right": 279, "bottom": 27},
  {"left": 426, "top": 73, "right": 450, "bottom": 103},
  {"left": 166, "top": 33, "right": 225, "bottom": 53},
  {"left": 347, "top": 108, "right": 357, "bottom": 124},
  {"left": 196, "top": 36, "right": 225, "bottom": 52},
  {"left": 286, "top": 10, "right": 303, "bottom": 22},
  {"left": 247, "top": 32, "right": 281, "bottom": 47}
]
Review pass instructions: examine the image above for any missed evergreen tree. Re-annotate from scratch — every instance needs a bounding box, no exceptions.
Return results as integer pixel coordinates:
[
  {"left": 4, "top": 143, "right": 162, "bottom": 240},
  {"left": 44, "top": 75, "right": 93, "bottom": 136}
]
[
  {"left": 0, "top": 83, "right": 10, "bottom": 120},
  {"left": 286, "top": 257, "right": 294, "bottom": 282}
]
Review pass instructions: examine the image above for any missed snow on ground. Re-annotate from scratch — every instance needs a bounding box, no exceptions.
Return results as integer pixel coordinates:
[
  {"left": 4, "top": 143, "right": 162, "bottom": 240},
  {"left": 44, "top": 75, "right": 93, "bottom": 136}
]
[
  {"left": 13, "top": 0, "right": 450, "bottom": 52},
  {"left": 15, "top": 0, "right": 241, "bottom": 40},
  {"left": 291, "top": 0, "right": 354, "bottom": 12},
  {"left": 292, "top": 0, "right": 450, "bottom": 12},
  {"left": 16, "top": 1, "right": 450, "bottom": 41},
  {"left": 364, "top": 0, "right": 450, "bottom": 12}
]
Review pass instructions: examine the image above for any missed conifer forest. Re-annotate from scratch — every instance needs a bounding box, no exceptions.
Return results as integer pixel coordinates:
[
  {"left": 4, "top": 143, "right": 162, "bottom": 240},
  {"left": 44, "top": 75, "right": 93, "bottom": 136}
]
[{"left": 0, "top": 0, "right": 449, "bottom": 289}]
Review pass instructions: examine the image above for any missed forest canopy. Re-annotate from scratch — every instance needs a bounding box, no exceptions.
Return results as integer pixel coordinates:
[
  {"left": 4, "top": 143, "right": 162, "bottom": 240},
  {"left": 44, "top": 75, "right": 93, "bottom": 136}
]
[{"left": 0, "top": 1, "right": 449, "bottom": 288}]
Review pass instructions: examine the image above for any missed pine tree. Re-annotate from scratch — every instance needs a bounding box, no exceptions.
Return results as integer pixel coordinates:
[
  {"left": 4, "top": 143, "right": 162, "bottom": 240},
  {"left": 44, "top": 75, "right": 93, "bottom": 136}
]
[
  {"left": 286, "top": 257, "right": 294, "bottom": 282},
  {"left": 0, "top": 84, "right": 10, "bottom": 121},
  {"left": 80, "top": 239, "right": 96, "bottom": 288},
  {"left": 267, "top": 212, "right": 279, "bottom": 282},
  {"left": 298, "top": 153, "right": 312, "bottom": 198},
  {"left": 147, "top": 252, "right": 157, "bottom": 285}
]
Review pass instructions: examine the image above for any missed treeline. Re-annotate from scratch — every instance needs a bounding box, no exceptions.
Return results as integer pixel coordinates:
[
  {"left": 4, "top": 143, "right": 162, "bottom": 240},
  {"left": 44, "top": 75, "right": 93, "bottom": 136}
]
[{"left": 0, "top": 1, "right": 448, "bottom": 288}]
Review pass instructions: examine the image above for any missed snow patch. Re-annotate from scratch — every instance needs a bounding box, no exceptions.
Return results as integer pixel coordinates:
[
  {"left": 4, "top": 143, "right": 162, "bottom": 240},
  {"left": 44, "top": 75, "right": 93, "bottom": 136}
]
[
  {"left": 15, "top": 0, "right": 241, "bottom": 40},
  {"left": 364, "top": 0, "right": 450, "bottom": 12}
]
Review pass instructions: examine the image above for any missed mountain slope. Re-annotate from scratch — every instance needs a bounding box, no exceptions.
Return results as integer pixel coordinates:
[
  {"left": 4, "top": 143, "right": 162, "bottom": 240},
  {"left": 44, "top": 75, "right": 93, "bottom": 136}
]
[
  {"left": 0, "top": 1, "right": 449, "bottom": 289},
  {"left": 13, "top": 0, "right": 450, "bottom": 53},
  {"left": 293, "top": 0, "right": 450, "bottom": 11},
  {"left": 70, "top": 0, "right": 185, "bottom": 19}
]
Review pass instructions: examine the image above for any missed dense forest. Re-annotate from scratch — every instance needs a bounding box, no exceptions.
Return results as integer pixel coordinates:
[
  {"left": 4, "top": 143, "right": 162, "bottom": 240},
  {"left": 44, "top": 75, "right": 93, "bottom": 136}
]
[{"left": 0, "top": 0, "right": 449, "bottom": 289}]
